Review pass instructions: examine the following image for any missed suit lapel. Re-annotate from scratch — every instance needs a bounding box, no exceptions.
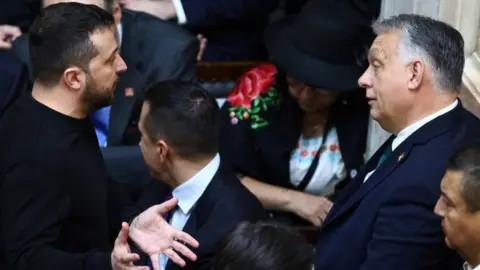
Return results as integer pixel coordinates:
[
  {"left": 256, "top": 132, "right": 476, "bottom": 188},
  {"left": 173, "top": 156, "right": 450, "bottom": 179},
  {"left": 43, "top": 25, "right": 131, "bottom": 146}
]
[
  {"left": 165, "top": 166, "right": 225, "bottom": 270},
  {"left": 323, "top": 103, "right": 461, "bottom": 227},
  {"left": 107, "top": 12, "right": 145, "bottom": 146}
]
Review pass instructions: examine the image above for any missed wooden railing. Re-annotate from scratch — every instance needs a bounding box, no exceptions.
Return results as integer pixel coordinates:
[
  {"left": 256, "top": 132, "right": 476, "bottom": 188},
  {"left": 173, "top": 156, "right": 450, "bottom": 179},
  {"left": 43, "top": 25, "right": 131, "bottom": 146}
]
[
  {"left": 196, "top": 61, "right": 262, "bottom": 98},
  {"left": 196, "top": 61, "right": 262, "bottom": 82}
]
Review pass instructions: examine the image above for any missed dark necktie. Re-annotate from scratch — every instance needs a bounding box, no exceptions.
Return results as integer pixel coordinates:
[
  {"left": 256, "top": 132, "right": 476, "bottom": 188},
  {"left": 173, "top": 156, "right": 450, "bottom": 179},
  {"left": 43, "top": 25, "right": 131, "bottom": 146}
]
[
  {"left": 163, "top": 193, "right": 175, "bottom": 221},
  {"left": 376, "top": 137, "right": 395, "bottom": 168}
]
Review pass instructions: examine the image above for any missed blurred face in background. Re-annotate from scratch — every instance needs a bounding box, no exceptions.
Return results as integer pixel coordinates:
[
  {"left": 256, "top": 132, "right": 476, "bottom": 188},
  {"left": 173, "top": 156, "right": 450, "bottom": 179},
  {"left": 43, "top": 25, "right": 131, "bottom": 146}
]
[
  {"left": 286, "top": 75, "right": 340, "bottom": 113},
  {"left": 43, "top": 0, "right": 122, "bottom": 24}
]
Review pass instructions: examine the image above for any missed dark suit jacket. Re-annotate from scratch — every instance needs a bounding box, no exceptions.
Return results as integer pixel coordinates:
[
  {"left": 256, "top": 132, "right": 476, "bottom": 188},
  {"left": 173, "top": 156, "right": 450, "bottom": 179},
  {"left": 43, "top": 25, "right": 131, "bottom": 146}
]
[
  {"left": 314, "top": 102, "right": 479, "bottom": 270},
  {"left": 0, "top": 0, "right": 41, "bottom": 32},
  {"left": 179, "top": 0, "right": 278, "bottom": 61},
  {"left": 12, "top": 9, "right": 198, "bottom": 146},
  {"left": 219, "top": 66, "right": 370, "bottom": 224},
  {"left": 137, "top": 162, "right": 270, "bottom": 270},
  {"left": 0, "top": 50, "right": 29, "bottom": 117}
]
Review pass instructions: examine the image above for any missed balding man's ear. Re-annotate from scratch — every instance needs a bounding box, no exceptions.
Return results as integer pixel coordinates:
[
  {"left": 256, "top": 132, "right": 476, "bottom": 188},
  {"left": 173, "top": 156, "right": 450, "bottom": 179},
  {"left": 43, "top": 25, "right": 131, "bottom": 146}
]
[{"left": 407, "top": 60, "right": 424, "bottom": 91}]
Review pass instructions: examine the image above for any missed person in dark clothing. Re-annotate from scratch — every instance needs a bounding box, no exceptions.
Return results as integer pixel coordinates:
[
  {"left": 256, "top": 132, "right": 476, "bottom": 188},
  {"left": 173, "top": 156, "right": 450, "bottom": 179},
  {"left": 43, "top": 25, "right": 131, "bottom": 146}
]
[
  {"left": 213, "top": 221, "right": 314, "bottom": 270},
  {"left": 0, "top": 3, "right": 198, "bottom": 270},
  {"left": 0, "top": 50, "right": 29, "bottom": 117},
  {"left": 135, "top": 81, "right": 269, "bottom": 270}
]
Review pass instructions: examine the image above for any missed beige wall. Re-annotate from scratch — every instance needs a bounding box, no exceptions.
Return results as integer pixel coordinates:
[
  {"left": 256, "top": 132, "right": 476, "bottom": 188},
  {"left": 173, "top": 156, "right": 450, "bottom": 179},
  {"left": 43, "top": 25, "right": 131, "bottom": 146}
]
[{"left": 366, "top": 0, "right": 480, "bottom": 158}]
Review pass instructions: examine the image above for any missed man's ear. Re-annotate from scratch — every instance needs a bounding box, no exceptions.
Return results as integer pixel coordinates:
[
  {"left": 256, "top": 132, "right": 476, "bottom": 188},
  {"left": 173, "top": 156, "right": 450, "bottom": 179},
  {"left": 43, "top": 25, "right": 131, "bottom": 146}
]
[
  {"left": 113, "top": 2, "right": 122, "bottom": 25},
  {"left": 407, "top": 59, "right": 424, "bottom": 91}
]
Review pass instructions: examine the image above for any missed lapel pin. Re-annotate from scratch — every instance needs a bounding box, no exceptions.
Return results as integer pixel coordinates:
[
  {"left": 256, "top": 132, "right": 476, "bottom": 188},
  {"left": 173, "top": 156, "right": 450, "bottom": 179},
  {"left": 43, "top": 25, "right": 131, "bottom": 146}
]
[
  {"left": 398, "top": 153, "right": 406, "bottom": 162},
  {"left": 124, "top": 87, "right": 134, "bottom": 97}
]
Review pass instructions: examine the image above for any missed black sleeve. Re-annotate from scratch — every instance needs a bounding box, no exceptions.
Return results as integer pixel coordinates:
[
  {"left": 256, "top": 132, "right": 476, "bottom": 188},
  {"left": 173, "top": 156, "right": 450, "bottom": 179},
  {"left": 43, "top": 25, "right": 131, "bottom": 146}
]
[
  {"left": 0, "top": 159, "right": 112, "bottom": 270},
  {"left": 107, "top": 178, "right": 143, "bottom": 235}
]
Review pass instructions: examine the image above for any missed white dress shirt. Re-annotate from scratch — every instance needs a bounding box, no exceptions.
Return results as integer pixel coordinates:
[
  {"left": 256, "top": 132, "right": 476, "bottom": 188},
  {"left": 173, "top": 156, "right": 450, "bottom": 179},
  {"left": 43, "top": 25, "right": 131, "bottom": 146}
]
[
  {"left": 117, "top": 24, "right": 123, "bottom": 46},
  {"left": 159, "top": 154, "right": 221, "bottom": 270},
  {"left": 172, "top": 0, "right": 188, "bottom": 24},
  {"left": 464, "top": 262, "right": 480, "bottom": 270},
  {"left": 363, "top": 100, "right": 458, "bottom": 182}
]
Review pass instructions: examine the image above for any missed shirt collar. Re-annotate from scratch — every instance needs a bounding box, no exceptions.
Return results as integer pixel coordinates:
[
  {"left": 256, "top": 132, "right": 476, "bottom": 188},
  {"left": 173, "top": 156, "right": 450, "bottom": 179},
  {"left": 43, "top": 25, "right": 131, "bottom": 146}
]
[
  {"left": 116, "top": 24, "right": 123, "bottom": 47},
  {"left": 391, "top": 99, "right": 458, "bottom": 151},
  {"left": 172, "top": 154, "right": 220, "bottom": 215},
  {"left": 464, "top": 262, "right": 480, "bottom": 270}
]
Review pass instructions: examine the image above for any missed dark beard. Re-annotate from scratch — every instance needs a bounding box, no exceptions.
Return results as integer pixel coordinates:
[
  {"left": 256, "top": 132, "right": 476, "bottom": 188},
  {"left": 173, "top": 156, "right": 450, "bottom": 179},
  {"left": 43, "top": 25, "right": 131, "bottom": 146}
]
[{"left": 82, "top": 80, "right": 116, "bottom": 113}]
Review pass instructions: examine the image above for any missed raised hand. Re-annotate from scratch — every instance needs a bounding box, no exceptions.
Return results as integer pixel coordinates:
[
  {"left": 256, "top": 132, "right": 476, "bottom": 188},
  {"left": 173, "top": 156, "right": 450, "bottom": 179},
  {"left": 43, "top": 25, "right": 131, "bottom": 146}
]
[
  {"left": 129, "top": 197, "right": 199, "bottom": 270},
  {"left": 111, "top": 222, "right": 149, "bottom": 270},
  {"left": 0, "top": 25, "right": 22, "bottom": 49},
  {"left": 196, "top": 34, "right": 207, "bottom": 61}
]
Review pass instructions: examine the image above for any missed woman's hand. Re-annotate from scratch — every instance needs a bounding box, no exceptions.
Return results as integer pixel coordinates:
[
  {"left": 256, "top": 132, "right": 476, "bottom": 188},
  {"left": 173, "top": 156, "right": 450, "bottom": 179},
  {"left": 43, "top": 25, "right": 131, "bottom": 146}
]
[{"left": 287, "top": 192, "right": 333, "bottom": 226}]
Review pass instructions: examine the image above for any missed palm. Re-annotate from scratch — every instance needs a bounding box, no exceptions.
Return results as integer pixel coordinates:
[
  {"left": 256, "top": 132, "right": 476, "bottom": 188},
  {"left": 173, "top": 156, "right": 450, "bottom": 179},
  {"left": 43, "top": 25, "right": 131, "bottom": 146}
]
[{"left": 129, "top": 198, "right": 199, "bottom": 269}]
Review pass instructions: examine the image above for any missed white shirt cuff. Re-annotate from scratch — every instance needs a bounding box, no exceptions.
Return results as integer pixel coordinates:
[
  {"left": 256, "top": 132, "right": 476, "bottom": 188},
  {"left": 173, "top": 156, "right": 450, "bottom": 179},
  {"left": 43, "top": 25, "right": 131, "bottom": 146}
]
[{"left": 172, "top": 0, "right": 187, "bottom": 24}]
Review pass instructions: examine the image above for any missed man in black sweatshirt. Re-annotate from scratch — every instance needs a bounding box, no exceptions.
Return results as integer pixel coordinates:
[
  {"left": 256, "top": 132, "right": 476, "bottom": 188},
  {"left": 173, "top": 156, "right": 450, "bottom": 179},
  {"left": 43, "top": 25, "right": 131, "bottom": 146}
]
[{"left": 0, "top": 3, "right": 198, "bottom": 270}]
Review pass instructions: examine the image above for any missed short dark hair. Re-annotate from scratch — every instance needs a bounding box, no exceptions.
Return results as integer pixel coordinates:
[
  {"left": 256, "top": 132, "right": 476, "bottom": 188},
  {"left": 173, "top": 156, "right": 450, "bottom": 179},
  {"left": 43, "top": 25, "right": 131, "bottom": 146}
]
[
  {"left": 373, "top": 14, "right": 464, "bottom": 92},
  {"left": 29, "top": 3, "right": 115, "bottom": 85},
  {"left": 143, "top": 80, "right": 219, "bottom": 160},
  {"left": 446, "top": 140, "right": 480, "bottom": 213},
  {"left": 213, "top": 222, "right": 314, "bottom": 270}
]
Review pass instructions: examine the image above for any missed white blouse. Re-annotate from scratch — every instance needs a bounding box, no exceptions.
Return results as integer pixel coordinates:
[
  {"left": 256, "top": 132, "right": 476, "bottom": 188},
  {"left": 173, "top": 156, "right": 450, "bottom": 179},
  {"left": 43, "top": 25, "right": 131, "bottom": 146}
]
[{"left": 289, "top": 128, "right": 346, "bottom": 197}]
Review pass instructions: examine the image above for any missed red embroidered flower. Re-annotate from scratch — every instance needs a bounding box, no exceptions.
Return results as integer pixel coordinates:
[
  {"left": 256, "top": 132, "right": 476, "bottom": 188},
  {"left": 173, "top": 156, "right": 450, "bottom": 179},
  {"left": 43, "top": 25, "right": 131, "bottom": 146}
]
[{"left": 227, "top": 64, "right": 277, "bottom": 108}]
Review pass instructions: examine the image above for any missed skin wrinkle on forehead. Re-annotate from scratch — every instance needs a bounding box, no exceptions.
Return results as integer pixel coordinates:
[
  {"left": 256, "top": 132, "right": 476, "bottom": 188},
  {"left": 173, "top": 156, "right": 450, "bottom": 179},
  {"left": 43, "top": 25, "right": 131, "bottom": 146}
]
[{"left": 369, "top": 45, "right": 387, "bottom": 62}]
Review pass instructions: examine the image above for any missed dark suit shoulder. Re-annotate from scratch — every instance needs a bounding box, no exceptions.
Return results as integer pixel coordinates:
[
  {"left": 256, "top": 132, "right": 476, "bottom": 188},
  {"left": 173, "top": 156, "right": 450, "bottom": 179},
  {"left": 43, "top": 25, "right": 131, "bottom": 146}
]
[
  {"left": 122, "top": 10, "right": 196, "bottom": 43},
  {"left": 214, "top": 165, "right": 267, "bottom": 219},
  {"left": 0, "top": 96, "right": 88, "bottom": 168}
]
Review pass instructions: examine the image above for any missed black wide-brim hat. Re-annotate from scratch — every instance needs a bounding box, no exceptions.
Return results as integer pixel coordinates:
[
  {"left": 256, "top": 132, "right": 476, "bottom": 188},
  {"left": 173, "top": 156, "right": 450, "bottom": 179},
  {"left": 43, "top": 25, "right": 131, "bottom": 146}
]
[{"left": 265, "top": 0, "right": 377, "bottom": 92}]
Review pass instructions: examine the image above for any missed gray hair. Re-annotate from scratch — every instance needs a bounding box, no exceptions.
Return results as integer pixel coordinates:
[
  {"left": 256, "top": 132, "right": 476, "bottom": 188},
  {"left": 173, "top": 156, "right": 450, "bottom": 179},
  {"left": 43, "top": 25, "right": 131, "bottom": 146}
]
[{"left": 372, "top": 14, "right": 464, "bottom": 93}]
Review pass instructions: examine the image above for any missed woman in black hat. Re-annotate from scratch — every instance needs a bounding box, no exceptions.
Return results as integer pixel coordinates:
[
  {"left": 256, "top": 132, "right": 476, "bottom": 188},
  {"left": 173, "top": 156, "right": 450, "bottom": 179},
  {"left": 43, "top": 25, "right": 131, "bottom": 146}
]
[{"left": 219, "top": 0, "right": 378, "bottom": 226}]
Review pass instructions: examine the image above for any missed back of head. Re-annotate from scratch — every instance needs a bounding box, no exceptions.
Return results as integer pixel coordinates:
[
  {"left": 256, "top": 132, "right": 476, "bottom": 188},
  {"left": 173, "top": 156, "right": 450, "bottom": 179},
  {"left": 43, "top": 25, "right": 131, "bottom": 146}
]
[
  {"left": 447, "top": 141, "right": 480, "bottom": 213},
  {"left": 142, "top": 80, "right": 219, "bottom": 160},
  {"left": 213, "top": 222, "right": 314, "bottom": 270},
  {"left": 372, "top": 14, "right": 464, "bottom": 93},
  {"left": 29, "top": 2, "right": 115, "bottom": 86}
]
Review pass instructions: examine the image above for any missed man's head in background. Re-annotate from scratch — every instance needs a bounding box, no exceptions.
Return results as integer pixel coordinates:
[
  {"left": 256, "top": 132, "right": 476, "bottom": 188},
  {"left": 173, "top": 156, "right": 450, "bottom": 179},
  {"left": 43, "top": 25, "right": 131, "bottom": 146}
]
[
  {"left": 29, "top": 3, "right": 126, "bottom": 116},
  {"left": 138, "top": 80, "right": 220, "bottom": 187},
  {"left": 43, "top": 0, "right": 121, "bottom": 24},
  {"left": 213, "top": 222, "right": 314, "bottom": 270},
  {"left": 434, "top": 140, "right": 480, "bottom": 265}
]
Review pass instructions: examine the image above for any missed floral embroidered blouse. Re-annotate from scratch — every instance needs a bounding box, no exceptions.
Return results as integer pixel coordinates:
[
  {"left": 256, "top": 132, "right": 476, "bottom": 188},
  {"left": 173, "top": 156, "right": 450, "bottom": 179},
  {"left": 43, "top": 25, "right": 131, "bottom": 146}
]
[{"left": 225, "top": 63, "right": 348, "bottom": 196}]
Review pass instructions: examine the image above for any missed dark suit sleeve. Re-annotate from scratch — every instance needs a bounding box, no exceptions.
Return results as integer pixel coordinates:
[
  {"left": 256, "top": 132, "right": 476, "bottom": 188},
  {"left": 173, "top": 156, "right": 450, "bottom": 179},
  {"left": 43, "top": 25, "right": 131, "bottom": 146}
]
[
  {"left": 142, "top": 26, "right": 198, "bottom": 83},
  {"left": 0, "top": 160, "right": 112, "bottom": 270},
  {"left": 180, "top": 0, "right": 279, "bottom": 26},
  {"left": 359, "top": 179, "right": 446, "bottom": 270}
]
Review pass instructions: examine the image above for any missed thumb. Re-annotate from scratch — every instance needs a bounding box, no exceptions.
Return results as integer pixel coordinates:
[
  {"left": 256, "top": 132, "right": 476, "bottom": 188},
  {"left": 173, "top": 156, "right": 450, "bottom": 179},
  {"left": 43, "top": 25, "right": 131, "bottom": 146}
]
[
  {"left": 154, "top": 197, "right": 178, "bottom": 215},
  {"left": 115, "top": 222, "right": 130, "bottom": 245},
  {"left": 0, "top": 40, "right": 12, "bottom": 49}
]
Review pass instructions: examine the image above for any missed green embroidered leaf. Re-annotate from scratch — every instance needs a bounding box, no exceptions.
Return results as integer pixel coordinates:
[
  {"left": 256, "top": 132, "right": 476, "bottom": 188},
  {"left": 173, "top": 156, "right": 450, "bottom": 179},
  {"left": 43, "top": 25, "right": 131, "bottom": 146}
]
[
  {"left": 262, "top": 102, "right": 268, "bottom": 111},
  {"left": 250, "top": 107, "right": 261, "bottom": 114},
  {"left": 253, "top": 98, "right": 260, "bottom": 107},
  {"left": 228, "top": 107, "right": 237, "bottom": 112},
  {"left": 251, "top": 118, "right": 269, "bottom": 129},
  {"left": 251, "top": 115, "right": 260, "bottom": 121}
]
